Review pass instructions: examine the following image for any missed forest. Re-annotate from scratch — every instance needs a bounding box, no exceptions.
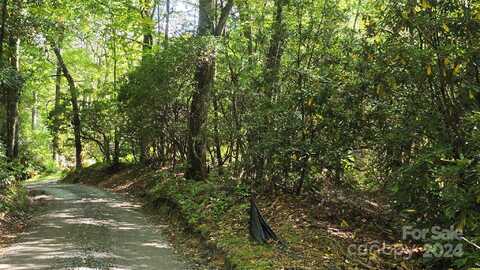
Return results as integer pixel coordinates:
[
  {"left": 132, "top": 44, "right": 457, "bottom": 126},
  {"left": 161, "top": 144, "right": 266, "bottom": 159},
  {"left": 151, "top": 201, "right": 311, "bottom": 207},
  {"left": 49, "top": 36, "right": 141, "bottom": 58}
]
[{"left": 0, "top": 0, "right": 479, "bottom": 269}]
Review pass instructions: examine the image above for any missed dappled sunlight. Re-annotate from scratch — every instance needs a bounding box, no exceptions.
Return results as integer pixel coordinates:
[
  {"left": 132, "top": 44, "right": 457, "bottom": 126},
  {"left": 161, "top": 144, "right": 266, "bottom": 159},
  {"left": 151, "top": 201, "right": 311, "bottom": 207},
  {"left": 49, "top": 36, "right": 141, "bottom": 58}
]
[
  {"left": 326, "top": 226, "right": 355, "bottom": 240},
  {"left": 141, "top": 241, "right": 171, "bottom": 249},
  {"left": 74, "top": 198, "right": 112, "bottom": 204},
  {"left": 47, "top": 210, "right": 77, "bottom": 219},
  {"left": 0, "top": 183, "right": 188, "bottom": 269},
  {"left": 107, "top": 201, "right": 142, "bottom": 210}
]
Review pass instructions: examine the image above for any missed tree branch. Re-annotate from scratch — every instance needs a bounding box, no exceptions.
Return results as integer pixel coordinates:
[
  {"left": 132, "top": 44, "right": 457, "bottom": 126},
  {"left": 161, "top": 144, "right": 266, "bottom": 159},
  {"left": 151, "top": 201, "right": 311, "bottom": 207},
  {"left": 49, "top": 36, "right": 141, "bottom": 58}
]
[{"left": 214, "top": 0, "right": 234, "bottom": 36}]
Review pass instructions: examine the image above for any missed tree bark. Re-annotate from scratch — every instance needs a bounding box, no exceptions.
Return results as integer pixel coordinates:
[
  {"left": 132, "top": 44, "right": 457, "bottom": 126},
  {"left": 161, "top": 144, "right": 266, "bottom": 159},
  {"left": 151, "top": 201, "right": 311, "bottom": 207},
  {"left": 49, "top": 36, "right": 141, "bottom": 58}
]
[
  {"left": 186, "top": 54, "right": 213, "bottom": 180},
  {"left": 52, "top": 44, "right": 83, "bottom": 169},
  {"left": 164, "top": 0, "right": 170, "bottom": 46},
  {"left": 31, "top": 91, "right": 37, "bottom": 130},
  {"left": 0, "top": 0, "right": 7, "bottom": 65},
  {"left": 112, "top": 28, "right": 120, "bottom": 166},
  {"left": 103, "top": 135, "right": 111, "bottom": 163},
  {"left": 5, "top": 0, "right": 21, "bottom": 160},
  {"left": 113, "top": 128, "right": 120, "bottom": 165},
  {"left": 52, "top": 61, "right": 61, "bottom": 162},
  {"left": 5, "top": 81, "right": 20, "bottom": 160},
  {"left": 186, "top": 0, "right": 233, "bottom": 180},
  {"left": 264, "top": 0, "right": 287, "bottom": 98},
  {"left": 141, "top": 0, "right": 154, "bottom": 56},
  {"left": 212, "top": 91, "right": 223, "bottom": 173},
  {"left": 0, "top": 0, "right": 6, "bottom": 157},
  {"left": 138, "top": 0, "right": 154, "bottom": 163}
]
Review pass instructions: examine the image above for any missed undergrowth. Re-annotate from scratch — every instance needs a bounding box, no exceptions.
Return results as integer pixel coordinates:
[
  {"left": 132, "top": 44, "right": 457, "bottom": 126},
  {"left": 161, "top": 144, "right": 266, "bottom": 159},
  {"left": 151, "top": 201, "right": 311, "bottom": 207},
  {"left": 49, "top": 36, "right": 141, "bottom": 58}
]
[
  {"left": 146, "top": 172, "right": 277, "bottom": 269},
  {"left": 0, "top": 181, "right": 29, "bottom": 215},
  {"left": 64, "top": 164, "right": 418, "bottom": 269}
]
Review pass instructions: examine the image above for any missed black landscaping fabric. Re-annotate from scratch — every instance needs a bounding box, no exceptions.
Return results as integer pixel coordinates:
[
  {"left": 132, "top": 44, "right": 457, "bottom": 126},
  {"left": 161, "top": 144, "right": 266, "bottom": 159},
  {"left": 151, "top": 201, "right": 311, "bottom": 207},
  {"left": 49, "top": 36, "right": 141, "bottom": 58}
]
[{"left": 249, "top": 198, "right": 278, "bottom": 244}]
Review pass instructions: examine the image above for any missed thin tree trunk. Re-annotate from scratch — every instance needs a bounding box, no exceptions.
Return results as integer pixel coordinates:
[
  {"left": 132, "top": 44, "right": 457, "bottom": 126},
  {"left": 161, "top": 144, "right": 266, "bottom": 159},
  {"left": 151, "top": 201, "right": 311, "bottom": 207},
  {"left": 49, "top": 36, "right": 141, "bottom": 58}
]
[
  {"left": 103, "top": 135, "right": 111, "bottom": 163},
  {"left": 52, "top": 44, "right": 83, "bottom": 169},
  {"left": 164, "top": 0, "right": 170, "bottom": 46},
  {"left": 52, "top": 63, "right": 61, "bottom": 162},
  {"left": 13, "top": 112, "right": 18, "bottom": 158},
  {"left": 138, "top": 0, "right": 154, "bottom": 163},
  {"left": 141, "top": 0, "right": 154, "bottom": 56},
  {"left": 113, "top": 129, "right": 120, "bottom": 165},
  {"left": 264, "top": 0, "right": 287, "bottom": 98},
  {"left": 31, "top": 91, "right": 37, "bottom": 130},
  {"left": 212, "top": 90, "right": 223, "bottom": 174},
  {"left": 353, "top": 0, "right": 362, "bottom": 31},
  {"left": 295, "top": 2, "right": 307, "bottom": 195},
  {"left": 0, "top": 0, "right": 7, "bottom": 151},
  {"left": 112, "top": 30, "right": 120, "bottom": 166},
  {"left": 5, "top": 83, "right": 20, "bottom": 160},
  {"left": 0, "top": 0, "right": 7, "bottom": 65},
  {"left": 253, "top": 0, "right": 287, "bottom": 182}
]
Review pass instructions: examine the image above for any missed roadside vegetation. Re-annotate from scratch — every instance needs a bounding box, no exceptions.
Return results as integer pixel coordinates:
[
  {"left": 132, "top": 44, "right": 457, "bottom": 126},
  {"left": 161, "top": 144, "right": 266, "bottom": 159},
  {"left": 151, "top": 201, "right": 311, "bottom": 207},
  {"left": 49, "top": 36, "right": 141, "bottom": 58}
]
[
  {"left": 61, "top": 164, "right": 440, "bottom": 269},
  {"left": 0, "top": 148, "right": 32, "bottom": 249},
  {"left": 66, "top": 165, "right": 369, "bottom": 269}
]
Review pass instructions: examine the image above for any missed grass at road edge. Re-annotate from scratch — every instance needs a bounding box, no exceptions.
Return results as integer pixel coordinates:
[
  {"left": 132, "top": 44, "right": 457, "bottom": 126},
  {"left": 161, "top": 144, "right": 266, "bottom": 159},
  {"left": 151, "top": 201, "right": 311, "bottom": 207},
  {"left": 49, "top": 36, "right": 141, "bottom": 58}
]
[{"left": 26, "top": 171, "right": 67, "bottom": 184}]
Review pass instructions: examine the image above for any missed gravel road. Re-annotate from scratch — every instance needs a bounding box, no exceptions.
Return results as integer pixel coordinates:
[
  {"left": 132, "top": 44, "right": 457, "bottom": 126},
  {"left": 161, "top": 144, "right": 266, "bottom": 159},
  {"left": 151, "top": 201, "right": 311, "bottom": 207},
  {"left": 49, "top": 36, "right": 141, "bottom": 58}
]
[{"left": 0, "top": 181, "right": 191, "bottom": 270}]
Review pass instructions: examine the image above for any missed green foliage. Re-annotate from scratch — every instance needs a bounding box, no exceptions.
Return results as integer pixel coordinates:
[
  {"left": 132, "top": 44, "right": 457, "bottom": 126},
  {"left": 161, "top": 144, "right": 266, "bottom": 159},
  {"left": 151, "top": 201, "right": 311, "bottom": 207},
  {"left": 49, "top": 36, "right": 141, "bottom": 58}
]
[
  {"left": 145, "top": 170, "right": 281, "bottom": 270},
  {"left": 353, "top": 1, "right": 480, "bottom": 267},
  {"left": 0, "top": 144, "right": 35, "bottom": 184},
  {"left": 117, "top": 39, "right": 197, "bottom": 163},
  {"left": 0, "top": 67, "right": 24, "bottom": 91},
  {"left": 0, "top": 146, "right": 30, "bottom": 215},
  {"left": 0, "top": 181, "right": 28, "bottom": 214},
  {"left": 4, "top": 0, "right": 480, "bottom": 268}
]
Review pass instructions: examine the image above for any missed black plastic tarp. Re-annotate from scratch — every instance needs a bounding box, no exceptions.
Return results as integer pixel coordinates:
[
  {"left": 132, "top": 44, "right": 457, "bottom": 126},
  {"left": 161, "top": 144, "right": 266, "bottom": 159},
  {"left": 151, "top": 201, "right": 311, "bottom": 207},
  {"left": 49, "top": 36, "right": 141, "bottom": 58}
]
[{"left": 249, "top": 198, "right": 278, "bottom": 244}]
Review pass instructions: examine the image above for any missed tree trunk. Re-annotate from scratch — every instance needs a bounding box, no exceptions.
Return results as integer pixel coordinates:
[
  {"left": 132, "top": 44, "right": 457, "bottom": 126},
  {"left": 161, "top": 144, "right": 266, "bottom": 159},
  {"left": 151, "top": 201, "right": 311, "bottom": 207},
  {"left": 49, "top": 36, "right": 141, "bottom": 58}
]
[
  {"left": 31, "top": 91, "right": 37, "bottom": 130},
  {"left": 186, "top": 0, "right": 233, "bottom": 180},
  {"left": 164, "top": 0, "right": 170, "bottom": 46},
  {"left": 0, "top": 0, "right": 7, "bottom": 64},
  {"left": 138, "top": 0, "right": 153, "bottom": 163},
  {"left": 52, "top": 44, "right": 83, "bottom": 169},
  {"left": 113, "top": 128, "right": 120, "bottom": 165},
  {"left": 5, "top": 83, "right": 20, "bottom": 160},
  {"left": 5, "top": 0, "right": 21, "bottom": 161},
  {"left": 103, "top": 135, "right": 111, "bottom": 163},
  {"left": 52, "top": 63, "right": 61, "bottom": 162},
  {"left": 141, "top": 0, "right": 153, "bottom": 56},
  {"left": 264, "top": 0, "right": 287, "bottom": 98},
  {"left": 253, "top": 0, "right": 287, "bottom": 181},
  {"left": 0, "top": 0, "right": 6, "bottom": 157},
  {"left": 112, "top": 26, "right": 120, "bottom": 166},
  {"left": 212, "top": 90, "right": 223, "bottom": 174},
  {"left": 186, "top": 57, "right": 213, "bottom": 180}
]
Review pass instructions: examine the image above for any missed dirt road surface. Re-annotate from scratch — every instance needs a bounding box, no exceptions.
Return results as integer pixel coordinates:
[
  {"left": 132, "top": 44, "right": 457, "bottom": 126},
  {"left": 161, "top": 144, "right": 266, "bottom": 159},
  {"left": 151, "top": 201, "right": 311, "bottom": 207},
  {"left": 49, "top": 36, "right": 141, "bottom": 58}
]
[{"left": 0, "top": 181, "right": 191, "bottom": 270}]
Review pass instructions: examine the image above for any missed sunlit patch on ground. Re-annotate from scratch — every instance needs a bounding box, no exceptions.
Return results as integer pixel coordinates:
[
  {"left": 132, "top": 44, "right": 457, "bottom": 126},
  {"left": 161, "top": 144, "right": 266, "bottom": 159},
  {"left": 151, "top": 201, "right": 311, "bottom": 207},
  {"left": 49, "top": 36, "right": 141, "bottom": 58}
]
[{"left": 0, "top": 182, "right": 191, "bottom": 270}]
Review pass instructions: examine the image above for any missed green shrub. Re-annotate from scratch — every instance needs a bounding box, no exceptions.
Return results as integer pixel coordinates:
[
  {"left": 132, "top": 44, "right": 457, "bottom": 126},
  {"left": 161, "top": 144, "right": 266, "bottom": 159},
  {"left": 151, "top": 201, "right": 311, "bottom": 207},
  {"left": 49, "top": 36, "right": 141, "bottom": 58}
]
[{"left": 0, "top": 181, "right": 28, "bottom": 214}]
